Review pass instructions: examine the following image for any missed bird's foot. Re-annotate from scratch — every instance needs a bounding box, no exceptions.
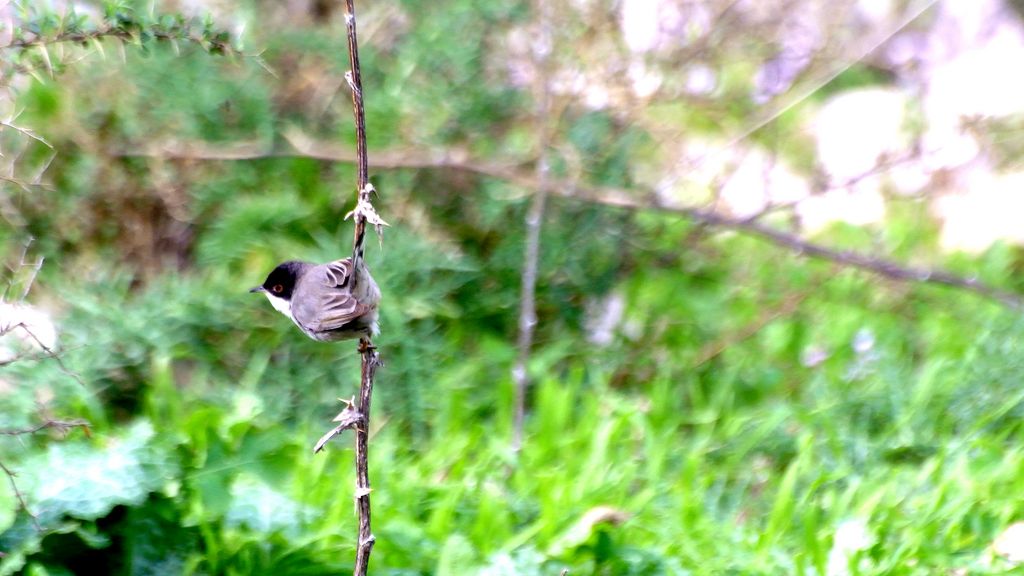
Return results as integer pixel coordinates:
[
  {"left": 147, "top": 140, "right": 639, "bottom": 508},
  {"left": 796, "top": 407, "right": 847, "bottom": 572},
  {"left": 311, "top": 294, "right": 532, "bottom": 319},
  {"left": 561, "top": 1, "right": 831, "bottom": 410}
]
[{"left": 358, "top": 338, "right": 377, "bottom": 354}]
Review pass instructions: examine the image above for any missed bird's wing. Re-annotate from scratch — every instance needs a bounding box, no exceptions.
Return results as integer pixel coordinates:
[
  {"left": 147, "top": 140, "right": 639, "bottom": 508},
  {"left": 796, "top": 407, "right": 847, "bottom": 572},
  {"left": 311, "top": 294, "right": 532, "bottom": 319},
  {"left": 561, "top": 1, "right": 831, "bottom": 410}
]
[{"left": 292, "top": 258, "right": 373, "bottom": 332}]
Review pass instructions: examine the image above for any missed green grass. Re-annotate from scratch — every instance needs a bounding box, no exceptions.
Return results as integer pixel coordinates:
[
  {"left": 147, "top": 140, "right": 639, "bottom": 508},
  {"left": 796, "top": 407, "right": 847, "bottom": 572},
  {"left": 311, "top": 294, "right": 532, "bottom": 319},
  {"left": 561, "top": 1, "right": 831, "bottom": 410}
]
[{"left": 5, "top": 269, "right": 1024, "bottom": 575}]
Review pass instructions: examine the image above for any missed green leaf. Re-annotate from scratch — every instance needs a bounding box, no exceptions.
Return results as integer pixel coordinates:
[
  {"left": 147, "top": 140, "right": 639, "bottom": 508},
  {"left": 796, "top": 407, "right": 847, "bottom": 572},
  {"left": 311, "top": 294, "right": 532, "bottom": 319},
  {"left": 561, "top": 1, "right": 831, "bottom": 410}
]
[
  {"left": 223, "top": 474, "right": 310, "bottom": 538},
  {"left": 18, "top": 421, "right": 176, "bottom": 525}
]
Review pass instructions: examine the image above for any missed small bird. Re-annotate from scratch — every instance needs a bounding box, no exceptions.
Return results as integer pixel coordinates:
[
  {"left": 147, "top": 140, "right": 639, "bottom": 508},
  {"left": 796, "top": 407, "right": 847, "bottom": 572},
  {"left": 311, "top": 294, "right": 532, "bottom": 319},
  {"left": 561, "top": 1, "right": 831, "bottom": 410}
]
[{"left": 250, "top": 257, "right": 381, "bottom": 341}]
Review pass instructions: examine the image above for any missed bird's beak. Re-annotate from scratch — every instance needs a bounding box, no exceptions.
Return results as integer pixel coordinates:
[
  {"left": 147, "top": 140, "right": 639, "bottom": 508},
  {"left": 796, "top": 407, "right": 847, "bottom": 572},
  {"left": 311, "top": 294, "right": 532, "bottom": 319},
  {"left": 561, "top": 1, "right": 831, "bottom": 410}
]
[{"left": 249, "top": 286, "right": 265, "bottom": 294}]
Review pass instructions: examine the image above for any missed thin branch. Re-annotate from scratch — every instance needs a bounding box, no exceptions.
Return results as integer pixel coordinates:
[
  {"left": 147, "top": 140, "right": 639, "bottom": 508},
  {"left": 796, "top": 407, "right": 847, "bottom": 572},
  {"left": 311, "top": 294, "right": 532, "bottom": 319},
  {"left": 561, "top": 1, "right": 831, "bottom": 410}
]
[
  {"left": 0, "top": 27, "right": 232, "bottom": 54},
  {"left": 301, "top": 143, "right": 1021, "bottom": 307},
  {"left": 1, "top": 245, "right": 87, "bottom": 385},
  {"left": 20, "top": 256, "right": 44, "bottom": 303},
  {"left": 740, "top": 150, "right": 923, "bottom": 223},
  {"left": 0, "top": 418, "right": 90, "bottom": 437},
  {"left": 112, "top": 131, "right": 514, "bottom": 171},
  {"left": 0, "top": 460, "right": 40, "bottom": 531},
  {"left": 1, "top": 28, "right": 132, "bottom": 51},
  {"left": 8, "top": 323, "right": 87, "bottom": 387},
  {"left": 679, "top": 208, "right": 1021, "bottom": 308},
  {"left": 108, "top": 138, "right": 1022, "bottom": 308},
  {"left": 0, "top": 417, "right": 88, "bottom": 534},
  {"left": 558, "top": 182, "right": 1022, "bottom": 308},
  {"left": 353, "top": 338, "right": 379, "bottom": 575},
  {"left": 0, "top": 174, "right": 51, "bottom": 193},
  {"left": 512, "top": 0, "right": 554, "bottom": 453},
  {"left": 110, "top": 138, "right": 277, "bottom": 160},
  {"left": 0, "top": 243, "right": 89, "bottom": 537},
  {"left": 1, "top": 237, "right": 39, "bottom": 302},
  {"left": 0, "top": 350, "right": 45, "bottom": 366},
  {"left": 344, "top": 4, "right": 370, "bottom": 267},
  {"left": 313, "top": 397, "right": 363, "bottom": 454},
  {"left": 0, "top": 121, "right": 52, "bottom": 149},
  {"left": 340, "top": 2, "right": 379, "bottom": 575}
]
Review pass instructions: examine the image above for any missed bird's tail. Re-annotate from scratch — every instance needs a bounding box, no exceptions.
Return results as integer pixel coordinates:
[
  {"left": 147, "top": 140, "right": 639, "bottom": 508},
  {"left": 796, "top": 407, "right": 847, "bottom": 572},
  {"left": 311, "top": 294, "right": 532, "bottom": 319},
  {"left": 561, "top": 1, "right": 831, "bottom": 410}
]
[
  {"left": 352, "top": 222, "right": 366, "bottom": 272},
  {"left": 349, "top": 188, "right": 370, "bottom": 283}
]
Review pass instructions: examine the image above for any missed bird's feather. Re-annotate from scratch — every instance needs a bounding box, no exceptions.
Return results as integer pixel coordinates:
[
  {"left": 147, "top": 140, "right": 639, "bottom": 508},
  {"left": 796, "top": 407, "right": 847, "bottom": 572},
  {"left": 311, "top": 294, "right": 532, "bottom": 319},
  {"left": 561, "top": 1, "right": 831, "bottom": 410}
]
[{"left": 291, "top": 258, "right": 375, "bottom": 333}]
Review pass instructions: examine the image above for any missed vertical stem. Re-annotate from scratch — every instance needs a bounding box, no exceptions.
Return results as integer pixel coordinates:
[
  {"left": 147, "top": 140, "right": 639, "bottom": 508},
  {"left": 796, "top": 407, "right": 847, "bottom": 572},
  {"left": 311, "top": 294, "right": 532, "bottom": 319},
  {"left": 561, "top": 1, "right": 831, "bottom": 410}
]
[
  {"left": 343, "top": 0, "right": 368, "bottom": 188},
  {"left": 342, "top": 1, "right": 376, "bottom": 574},
  {"left": 512, "top": 0, "right": 553, "bottom": 452},
  {"left": 354, "top": 339, "right": 379, "bottom": 575},
  {"left": 344, "top": 0, "right": 369, "bottom": 264}
]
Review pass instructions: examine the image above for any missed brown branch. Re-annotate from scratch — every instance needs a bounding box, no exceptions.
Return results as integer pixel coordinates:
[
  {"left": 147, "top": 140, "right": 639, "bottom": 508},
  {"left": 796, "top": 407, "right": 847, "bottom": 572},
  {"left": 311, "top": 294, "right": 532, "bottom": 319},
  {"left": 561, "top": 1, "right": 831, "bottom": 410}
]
[
  {"left": 344, "top": 2, "right": 371, "bottom": 269},
  {"left": 109, "top": 138, "right": 1022, "bottom": 308},
  {"left": 341, "top": 2, "right": 378, "bottom": 575},
  {"left": 353, "top": 338, "right": 379, "bottom": 574},
  {"left": 564, "top": 183, "right": 1021, "bottom": 307},
  {"left": 512, "top": 0, "right": 554, "bottom": 453},
  {"left": 359, "top": 147, "right": 1022, "bottom": 308},
  {"left": 677, "top": 208, "right": 1022, "bottom": 308}
]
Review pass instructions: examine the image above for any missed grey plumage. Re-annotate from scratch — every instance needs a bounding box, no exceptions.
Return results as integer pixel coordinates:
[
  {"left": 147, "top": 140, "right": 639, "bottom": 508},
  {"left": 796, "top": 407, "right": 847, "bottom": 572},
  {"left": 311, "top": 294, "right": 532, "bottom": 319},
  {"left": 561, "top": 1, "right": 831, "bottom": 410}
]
[{"left": 252, "top": 258, "right": 380, "bottom": 342}]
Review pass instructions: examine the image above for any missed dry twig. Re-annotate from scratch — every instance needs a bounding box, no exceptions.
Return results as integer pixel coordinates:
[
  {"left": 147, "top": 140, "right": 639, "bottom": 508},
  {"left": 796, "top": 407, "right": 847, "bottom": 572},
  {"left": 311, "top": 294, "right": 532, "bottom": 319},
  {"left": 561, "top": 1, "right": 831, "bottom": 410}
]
[
  {"left": 6, "top": 324, "right": 87, "bottom": 387},
  {"left": 0, "top": 244, "right": 90, "bottom": 536},
  {"left": 111, "top": 139, "right": 1021, "bottom": 308},
  {"left": 0, "top": 417, "right": 90, "bottom": 532},
  {"left": 0, "top": 121, "right": 53, "bottom": 149},
  {"left": 313, "top": 397, "right": 363, "bottom": 454},
  {"left": 0, "top": 460, "right": 40, "bottom": 531},
  {"left": 311, "top": 2, "right": 385, "bottom": 575},
  {"left": 0, "top": 418, "right": 90, "bottom": 437},
  {"left": 512, "top": 0, "right": 554, "bottom": 453},
  {"left": 352, "top": 338, "right": 380, "bottom": 574},
  {"left": 284, "top": 140, "right": 1022, "bottom": 308}
]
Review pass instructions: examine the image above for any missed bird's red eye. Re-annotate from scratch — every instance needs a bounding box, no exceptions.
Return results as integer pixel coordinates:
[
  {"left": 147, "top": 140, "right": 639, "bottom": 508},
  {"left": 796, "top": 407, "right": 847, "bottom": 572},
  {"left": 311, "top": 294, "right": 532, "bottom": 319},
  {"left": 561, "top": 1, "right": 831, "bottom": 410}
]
[{"left": 272, "top": 284, "right": 284, "bottom": 294}]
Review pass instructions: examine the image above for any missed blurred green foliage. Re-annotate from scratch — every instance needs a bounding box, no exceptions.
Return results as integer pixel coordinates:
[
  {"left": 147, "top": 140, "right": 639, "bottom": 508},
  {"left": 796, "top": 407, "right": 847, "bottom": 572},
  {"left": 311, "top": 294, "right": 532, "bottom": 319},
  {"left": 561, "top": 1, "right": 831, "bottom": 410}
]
[{"left": 3, "top": 1, "right": 1024, "bottom": 575}]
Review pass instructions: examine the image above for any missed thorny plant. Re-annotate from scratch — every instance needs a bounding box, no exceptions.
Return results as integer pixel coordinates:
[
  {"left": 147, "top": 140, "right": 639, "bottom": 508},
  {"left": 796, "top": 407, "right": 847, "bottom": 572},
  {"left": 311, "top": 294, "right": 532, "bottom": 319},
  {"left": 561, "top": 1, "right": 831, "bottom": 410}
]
[{"left": 0, "top": 240, "right": 90, "bottom": 533}]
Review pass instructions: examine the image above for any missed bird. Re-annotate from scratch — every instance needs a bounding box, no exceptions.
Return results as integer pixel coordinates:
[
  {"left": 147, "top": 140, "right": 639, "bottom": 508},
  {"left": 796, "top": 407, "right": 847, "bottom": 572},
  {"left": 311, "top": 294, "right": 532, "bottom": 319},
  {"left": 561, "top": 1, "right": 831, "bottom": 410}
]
[{"left": 250, "top": 257, "right": 380, "bottom": 342}]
